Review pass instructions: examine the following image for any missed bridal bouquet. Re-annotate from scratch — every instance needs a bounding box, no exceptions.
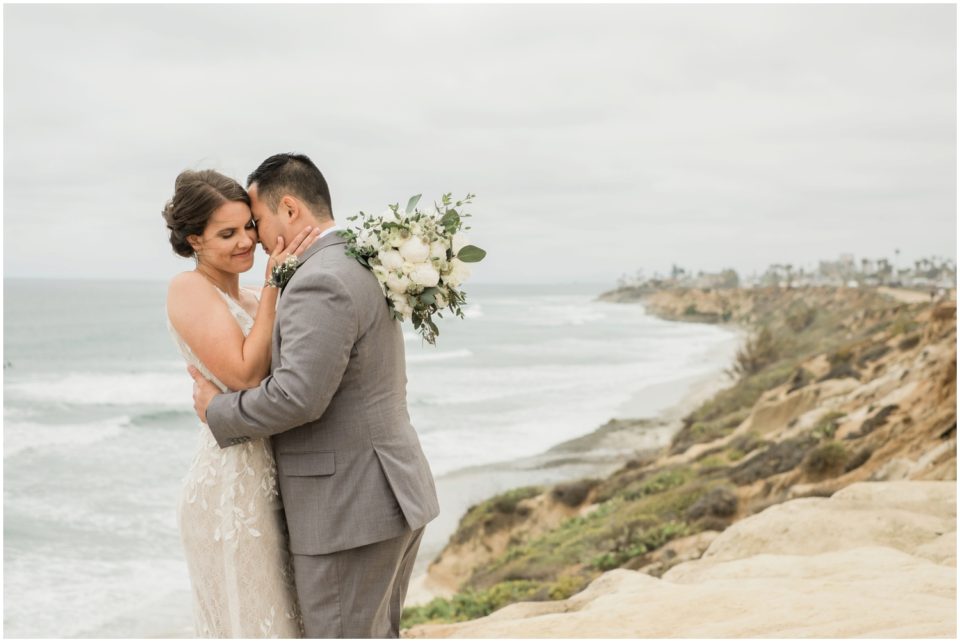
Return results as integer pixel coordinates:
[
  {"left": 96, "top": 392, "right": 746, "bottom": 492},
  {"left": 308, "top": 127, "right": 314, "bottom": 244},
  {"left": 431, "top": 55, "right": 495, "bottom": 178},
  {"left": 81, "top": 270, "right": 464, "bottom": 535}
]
[{"left": 340, "top": 193, "right": 486, "bottom": 344}]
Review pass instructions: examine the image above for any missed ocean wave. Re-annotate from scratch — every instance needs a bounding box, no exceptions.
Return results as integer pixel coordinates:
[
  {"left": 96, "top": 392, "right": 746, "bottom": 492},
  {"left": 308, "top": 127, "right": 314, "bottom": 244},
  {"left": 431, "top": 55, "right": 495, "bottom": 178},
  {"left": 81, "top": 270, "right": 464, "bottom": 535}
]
[
  {"left": 4, "top": 552, "right": 190, "bottom": 638},
  {"left": 513, "top": 303, "right": 609, "bottom": 327},
  {"left": 129, "top": 408, "right": 197, "bottom": 427},
  {"left": 406, "top": 349, "right": 474, "bottom": 364},
  {"left": 5, "top": 371, "right": 192, "bottom": 407},
  {"left": 4, "top": 416, "right": 130, "bottom": 458},
  {"left": 463, "top": 304, "right": 483, "bottom": 319}
]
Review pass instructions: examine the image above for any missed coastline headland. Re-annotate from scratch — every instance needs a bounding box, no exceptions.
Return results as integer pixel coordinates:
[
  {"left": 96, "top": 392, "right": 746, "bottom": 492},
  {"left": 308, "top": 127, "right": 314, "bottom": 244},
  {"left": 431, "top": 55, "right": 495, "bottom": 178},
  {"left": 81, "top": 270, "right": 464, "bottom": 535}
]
[{"left": 402, "top": 284, "right": 957, "bottom": 638}]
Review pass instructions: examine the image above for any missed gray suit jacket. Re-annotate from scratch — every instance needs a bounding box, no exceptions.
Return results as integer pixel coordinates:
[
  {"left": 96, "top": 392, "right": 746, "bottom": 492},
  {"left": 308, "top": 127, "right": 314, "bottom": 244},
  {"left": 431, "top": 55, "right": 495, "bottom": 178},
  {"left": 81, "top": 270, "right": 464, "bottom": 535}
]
[{"left": 206, "top": 232, "right": 440, "bottom": 556}]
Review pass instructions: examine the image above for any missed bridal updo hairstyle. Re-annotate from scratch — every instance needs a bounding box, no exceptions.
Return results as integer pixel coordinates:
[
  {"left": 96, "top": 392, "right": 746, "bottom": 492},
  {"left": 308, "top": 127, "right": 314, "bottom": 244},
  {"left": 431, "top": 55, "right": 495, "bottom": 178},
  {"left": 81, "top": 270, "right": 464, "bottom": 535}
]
[
  {"left": 162, "top": 169, "right": 251, "bottom": 258},
  {"left": 246, "top": 153, "right": 334, "bottom": 221}
]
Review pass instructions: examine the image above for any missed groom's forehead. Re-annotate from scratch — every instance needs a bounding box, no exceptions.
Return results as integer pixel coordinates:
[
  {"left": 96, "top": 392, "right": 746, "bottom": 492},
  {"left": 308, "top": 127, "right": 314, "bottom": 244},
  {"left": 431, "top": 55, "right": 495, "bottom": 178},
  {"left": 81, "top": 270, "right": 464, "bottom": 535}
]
[{"left": 248, "top": 184, "right": 272, "bottom": 211}]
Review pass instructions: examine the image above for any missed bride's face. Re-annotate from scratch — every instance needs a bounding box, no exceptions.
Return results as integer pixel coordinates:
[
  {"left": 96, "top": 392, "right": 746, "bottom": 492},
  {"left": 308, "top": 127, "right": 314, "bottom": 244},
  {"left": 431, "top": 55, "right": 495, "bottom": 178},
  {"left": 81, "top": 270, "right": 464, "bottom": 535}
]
[{"left": 189, "top": 200, "right": 258, "bottom": 273}]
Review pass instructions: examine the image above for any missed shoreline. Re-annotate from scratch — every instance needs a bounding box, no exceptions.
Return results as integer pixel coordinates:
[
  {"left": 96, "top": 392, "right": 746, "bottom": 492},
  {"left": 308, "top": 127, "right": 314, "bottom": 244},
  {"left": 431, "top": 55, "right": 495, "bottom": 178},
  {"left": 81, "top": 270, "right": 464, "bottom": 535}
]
[{"left": 407, "top": 315, "right": 744, "bottom": 604}]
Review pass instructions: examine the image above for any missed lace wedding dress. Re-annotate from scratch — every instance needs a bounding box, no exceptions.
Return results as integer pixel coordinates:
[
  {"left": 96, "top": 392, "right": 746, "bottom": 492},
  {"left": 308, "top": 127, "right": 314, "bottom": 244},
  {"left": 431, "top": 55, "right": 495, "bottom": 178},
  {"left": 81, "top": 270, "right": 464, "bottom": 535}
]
[{"left": 168, "top": 287, "right": 303, "bottom": 638}]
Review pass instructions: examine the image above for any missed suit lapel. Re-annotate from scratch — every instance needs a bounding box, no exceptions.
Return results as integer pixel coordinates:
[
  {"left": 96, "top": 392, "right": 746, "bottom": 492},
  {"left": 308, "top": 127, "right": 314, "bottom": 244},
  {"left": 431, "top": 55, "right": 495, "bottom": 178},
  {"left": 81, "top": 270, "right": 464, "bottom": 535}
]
[
  {"left": 297, "top": 229, "right": 347, "bottom": 265},
  {"left": 279, "top": 229, "right": 348, "bottom": 296}
]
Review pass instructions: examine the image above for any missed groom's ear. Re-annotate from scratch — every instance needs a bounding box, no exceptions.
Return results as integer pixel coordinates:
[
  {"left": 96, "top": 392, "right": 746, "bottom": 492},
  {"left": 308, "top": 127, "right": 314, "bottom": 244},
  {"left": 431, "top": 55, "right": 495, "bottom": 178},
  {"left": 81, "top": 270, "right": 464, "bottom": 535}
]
[{"left": 278, "top": 195, "right": 299, "bottom": 221}]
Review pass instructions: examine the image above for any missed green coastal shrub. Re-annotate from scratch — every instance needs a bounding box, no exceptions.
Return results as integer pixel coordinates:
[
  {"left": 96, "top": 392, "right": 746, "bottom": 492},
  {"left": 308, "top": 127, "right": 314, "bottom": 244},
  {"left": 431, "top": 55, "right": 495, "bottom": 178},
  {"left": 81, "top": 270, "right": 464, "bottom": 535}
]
[
  {"left": 727, "top": 431, "right": 764, "bottom": 457},
  {"left": 685, "top": 486, "right": 738, "bottom": 520},
  {"left": 589, "top": 520, "right": 691, "bottom": 571},
  {"left": 787, "top": 366, "right": 814, "bottom": 393},
  {"left": 622, "top": 467, "right": 691, "bottom": 501},
  {"left": 468, "top": 479, "right": 712, "bottom": 591},
  {"left": 857, "top": 343, "right": 891, "bottom": 366},
  {"left": 785, "top": 302, "right": 817, "bottom": 332},
  {"left": 696, "top": 454, "right": 728, "bottom": 470},
  {"left": 812, "top": 411, "right": 846, "bottom": 440},
  {"left": 551, "top": 479, "right": 600, "bottom": 507},
  {"left": 729, "top": 326, "right": 779, "bottom": 378},
  {"left": 802, "top": 442, "right": 849, "bottom": 478},
  {"left": 401, "top": 579, "right": 543, "bottom": 628},
  {"left": 729, "top": 435, "right": 819, "bottom": 484},
  {"left": 898, "top": 334, "right": 921, "bottom": 350},
  {"left": 890, "top": 315, "right": 919, "bottom": 337},
  {"left": 452, "top": 486, "right": 543, "bottom": 544},
  {"left": 493, "top": 486, "right": 542, "bottom": 514},
  {"left": 844, "top": 447, "right": 873, "bottom": 472},
  {"left": 845, "top": 405, "right": 898, "bottom": 440},
  {"left": 683, "top": 362, "right": 794, "bottom": 429},
  {"left": 817, "top": 346, "right": 862, "bottom": 381},
  {"left": 670, "top": 406, "right": 754, "bottom": 455}
]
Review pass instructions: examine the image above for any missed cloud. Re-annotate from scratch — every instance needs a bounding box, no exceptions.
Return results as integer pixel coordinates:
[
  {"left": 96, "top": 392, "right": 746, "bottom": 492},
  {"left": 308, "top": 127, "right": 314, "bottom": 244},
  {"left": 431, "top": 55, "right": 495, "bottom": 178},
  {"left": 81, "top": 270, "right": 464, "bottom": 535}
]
[{"left": 3, "top": 4, "right": 955, "bottom": 284}]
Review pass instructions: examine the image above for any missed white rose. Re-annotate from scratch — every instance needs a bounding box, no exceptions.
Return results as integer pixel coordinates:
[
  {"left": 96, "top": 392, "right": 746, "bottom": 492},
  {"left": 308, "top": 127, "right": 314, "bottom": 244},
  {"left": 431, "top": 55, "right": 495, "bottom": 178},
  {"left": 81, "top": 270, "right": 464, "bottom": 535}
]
[
  {"left": 452, "top": 232, "right": 469, "bottom": 256},
  {"left": 399, "top": 236, "right": 430, "bottom": 263},
  {"left": 445, "top": 258, "right": 471, "bottom": 288},
  {"left": 386, "top": 272, "right": 411, "bottom": 294},
  {"left": 379, "top": 249, "right": 404, "bottom": 271},
  {"left": 429, "top": 240, "right": 448, "bottom": 261},
  {"left": 389, "top": 292, "right": 412, "bottom": 319},
  {"left": 410, "top": 262, "right": 440, "bottom": 288},
  {"left": 372, "top": 265, "right": 388, "bottom": 281},
  {"left": 357, "top": 228, "right": 376, "bottom": 251}
]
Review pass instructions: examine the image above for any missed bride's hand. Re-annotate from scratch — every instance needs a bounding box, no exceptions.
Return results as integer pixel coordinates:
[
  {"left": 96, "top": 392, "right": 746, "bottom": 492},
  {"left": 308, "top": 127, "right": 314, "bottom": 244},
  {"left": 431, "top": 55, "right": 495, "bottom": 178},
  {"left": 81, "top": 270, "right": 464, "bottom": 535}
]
[{"left": 265, "top": 226, "right": 323, "bottom": 280}]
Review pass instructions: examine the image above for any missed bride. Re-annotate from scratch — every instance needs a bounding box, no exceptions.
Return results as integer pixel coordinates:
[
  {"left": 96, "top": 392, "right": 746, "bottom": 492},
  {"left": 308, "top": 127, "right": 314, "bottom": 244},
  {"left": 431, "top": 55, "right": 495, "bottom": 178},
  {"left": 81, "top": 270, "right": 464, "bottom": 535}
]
[{"left": 163, "top": 169, "right": 321, "bottom": 637}]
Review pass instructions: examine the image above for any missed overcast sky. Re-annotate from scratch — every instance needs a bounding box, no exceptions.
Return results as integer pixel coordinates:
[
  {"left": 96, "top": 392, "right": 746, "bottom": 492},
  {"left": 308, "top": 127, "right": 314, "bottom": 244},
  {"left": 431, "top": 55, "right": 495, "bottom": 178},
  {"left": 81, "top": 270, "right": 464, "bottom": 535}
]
[{"left": 3, "top": 3, "right": 956, "bottom": 285}]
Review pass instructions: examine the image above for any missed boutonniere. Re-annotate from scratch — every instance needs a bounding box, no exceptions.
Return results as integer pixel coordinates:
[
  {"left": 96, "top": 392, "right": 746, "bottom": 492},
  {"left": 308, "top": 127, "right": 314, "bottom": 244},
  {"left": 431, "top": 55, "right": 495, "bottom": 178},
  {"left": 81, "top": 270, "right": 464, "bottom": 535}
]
[{"left": 267, "top": 255, "right": 300, "bottom": 289}]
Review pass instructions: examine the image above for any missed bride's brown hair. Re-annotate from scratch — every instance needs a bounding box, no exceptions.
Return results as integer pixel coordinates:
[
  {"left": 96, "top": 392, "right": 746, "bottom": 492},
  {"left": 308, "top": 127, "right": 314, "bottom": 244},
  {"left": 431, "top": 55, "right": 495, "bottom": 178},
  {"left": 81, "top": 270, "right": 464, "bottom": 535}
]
[{"left": 162, "top": 169, "right": 251, "bottom": 258}]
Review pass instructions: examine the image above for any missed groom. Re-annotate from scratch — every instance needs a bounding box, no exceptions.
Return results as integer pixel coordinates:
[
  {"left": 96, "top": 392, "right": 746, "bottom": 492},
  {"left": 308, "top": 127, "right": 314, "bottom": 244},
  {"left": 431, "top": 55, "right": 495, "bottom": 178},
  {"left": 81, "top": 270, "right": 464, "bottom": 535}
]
[{"left": 189, "top": 153, "right": 440, "bottom": 638}]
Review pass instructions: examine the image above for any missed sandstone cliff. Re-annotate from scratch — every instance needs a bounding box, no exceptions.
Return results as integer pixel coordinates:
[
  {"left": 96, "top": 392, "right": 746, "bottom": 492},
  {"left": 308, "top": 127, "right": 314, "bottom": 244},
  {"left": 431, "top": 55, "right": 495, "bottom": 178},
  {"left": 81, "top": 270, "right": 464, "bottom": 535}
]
[{"left": 403, "top": 286, "right": 956, "bottom": 637}]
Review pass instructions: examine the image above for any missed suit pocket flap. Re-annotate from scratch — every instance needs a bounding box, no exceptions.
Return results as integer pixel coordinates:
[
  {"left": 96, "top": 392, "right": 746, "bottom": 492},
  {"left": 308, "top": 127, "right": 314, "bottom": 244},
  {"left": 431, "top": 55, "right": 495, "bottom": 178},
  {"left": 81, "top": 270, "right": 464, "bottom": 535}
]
[{"left": 279, "top": 451, "right": 336, "bottom": 477}]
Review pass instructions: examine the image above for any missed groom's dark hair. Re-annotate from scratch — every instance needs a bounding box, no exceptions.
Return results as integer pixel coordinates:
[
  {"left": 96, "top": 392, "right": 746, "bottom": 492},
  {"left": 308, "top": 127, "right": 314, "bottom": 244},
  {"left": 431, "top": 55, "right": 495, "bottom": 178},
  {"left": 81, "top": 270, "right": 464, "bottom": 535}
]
[{"left": 248, "top": 153, "right": 333, "bottom": 221}]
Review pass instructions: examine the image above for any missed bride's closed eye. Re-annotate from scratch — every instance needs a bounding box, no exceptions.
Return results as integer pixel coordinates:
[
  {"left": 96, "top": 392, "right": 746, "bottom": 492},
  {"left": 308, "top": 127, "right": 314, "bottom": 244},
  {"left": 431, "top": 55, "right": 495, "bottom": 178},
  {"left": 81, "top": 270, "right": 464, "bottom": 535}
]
[{"left": 219, "top": 221, "right": 256, "bottom": 239}]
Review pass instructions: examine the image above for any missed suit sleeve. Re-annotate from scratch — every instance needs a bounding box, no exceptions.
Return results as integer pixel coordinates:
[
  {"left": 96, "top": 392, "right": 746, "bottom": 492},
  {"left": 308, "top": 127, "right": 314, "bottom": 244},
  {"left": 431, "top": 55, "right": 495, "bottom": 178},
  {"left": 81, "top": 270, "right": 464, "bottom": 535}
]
[{"left": 205, "top": 270, "right": 358, "bottom": 448}]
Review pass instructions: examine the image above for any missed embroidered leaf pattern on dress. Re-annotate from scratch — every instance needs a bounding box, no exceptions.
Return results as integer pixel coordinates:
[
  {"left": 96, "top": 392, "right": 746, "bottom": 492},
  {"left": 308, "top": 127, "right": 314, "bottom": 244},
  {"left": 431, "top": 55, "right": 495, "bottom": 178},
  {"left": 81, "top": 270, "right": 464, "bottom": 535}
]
[{"left": 168, "top": 288, "right": 304, "bottom": 637}]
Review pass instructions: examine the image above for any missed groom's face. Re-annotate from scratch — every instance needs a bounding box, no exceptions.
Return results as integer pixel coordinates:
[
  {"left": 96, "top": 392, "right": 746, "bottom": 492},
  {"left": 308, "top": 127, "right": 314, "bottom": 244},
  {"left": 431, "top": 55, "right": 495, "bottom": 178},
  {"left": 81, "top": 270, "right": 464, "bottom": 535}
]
[{"left": 248, "top": 184, "right": 286, "bottom": 254}]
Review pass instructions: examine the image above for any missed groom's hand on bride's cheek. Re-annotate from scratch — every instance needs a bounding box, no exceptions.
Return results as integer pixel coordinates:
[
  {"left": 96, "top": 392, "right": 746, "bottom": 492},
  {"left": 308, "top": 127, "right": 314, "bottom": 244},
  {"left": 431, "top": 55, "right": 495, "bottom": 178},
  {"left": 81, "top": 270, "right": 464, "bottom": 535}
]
[{"left": 187, "top": 366, "right": 220, "bottom": 423}]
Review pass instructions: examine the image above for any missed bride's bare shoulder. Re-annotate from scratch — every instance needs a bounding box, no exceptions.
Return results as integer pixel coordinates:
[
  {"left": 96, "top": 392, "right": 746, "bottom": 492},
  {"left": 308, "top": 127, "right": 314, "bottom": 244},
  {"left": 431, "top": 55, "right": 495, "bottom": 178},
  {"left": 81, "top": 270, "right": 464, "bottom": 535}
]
[
  {"left": 167, "top": 272, "right": 219, "bottom": 316},
  {"left": 168, "top": 271, "right": 209, "bottom": 298}
]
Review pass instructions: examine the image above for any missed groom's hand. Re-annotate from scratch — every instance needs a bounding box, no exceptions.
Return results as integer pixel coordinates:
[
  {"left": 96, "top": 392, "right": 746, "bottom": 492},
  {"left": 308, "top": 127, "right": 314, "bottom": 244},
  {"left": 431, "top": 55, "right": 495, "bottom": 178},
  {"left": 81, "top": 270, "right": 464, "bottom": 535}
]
[{"left": 188, "top": 365, "right": 220, "bottom": 423}]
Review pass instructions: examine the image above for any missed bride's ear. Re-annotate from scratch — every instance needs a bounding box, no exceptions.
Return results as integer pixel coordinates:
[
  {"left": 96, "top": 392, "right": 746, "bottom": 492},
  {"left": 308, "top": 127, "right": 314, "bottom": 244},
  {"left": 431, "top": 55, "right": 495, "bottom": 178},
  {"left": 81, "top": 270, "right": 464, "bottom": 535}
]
[{"left": 187, "top": 234, "right": 203, "bottom": 254}]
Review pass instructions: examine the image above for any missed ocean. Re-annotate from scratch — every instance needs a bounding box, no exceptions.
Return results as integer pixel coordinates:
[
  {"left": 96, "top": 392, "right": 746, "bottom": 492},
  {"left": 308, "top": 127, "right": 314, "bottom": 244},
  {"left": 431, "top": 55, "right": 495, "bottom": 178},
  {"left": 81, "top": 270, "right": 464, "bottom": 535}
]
[{"left": 3, "top": 279, "right": 739, "bottom": 638}]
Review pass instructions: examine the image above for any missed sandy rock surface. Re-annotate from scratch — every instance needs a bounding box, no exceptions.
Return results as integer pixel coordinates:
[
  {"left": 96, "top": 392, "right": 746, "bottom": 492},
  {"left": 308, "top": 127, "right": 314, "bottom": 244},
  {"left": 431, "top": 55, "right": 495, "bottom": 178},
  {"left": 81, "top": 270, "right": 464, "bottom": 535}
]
[{"left": 405, "top": 481, "right": 957, "bottom": 638}]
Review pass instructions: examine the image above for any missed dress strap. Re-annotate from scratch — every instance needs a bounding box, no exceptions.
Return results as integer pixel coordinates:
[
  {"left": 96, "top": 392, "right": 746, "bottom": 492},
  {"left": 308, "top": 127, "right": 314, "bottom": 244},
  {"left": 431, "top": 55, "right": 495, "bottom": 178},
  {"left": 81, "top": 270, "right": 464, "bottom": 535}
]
[{"left": 210, "top": 285, "right": 254, "bottom": 324}]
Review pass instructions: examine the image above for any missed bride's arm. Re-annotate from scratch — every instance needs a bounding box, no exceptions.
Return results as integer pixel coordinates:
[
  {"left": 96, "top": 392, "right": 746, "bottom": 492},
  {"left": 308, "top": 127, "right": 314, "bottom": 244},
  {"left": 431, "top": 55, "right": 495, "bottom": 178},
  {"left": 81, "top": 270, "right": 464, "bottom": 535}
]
[{"left": 167, "top": 228, "right": 320, "bottom": 391}]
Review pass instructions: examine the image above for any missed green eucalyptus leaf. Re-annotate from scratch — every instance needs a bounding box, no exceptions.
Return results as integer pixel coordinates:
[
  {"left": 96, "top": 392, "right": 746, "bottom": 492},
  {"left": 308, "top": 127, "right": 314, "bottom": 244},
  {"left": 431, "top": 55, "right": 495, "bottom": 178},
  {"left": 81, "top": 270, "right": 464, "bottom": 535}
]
[
  {"left": 441, "top": 210, "right": 460, "bottom": 231},
  {"left": 406, "top": 194, "right": 422, "bottom": 214},
  {"left": 456, "top": 245, "right": 487, "bottom": 263},
  {"left": 419, "top": 287, "right": 439, "bottom": 306}
]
